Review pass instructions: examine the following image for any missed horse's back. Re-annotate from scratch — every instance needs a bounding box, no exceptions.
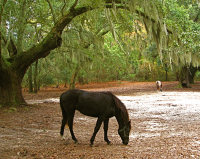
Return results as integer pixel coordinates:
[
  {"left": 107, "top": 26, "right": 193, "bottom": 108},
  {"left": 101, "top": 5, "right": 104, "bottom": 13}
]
[
  {"left": 60, "top": 89, "right": 83, "bottom": 106},
  {"left": 60, "top": 89, "right": 115, "bottom": 117},
  {"left": 77, "top": 91, "right": 115, "bottom": 117}
]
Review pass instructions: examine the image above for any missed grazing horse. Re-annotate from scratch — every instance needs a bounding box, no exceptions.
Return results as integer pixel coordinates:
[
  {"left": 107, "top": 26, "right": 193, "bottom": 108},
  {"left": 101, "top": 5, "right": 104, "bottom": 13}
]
[
  {"left": 60, "top": 89, "right": 131, "bottom": 145},
  {"left": 156, "top": 81, "right": 162, "bottom": 92}
]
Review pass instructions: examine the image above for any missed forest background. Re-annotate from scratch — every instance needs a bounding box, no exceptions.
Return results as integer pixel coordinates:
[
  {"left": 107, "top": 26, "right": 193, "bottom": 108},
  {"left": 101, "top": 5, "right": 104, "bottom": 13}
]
[{"left": 0, "top": 0, "right": 199, "bottom": 106}]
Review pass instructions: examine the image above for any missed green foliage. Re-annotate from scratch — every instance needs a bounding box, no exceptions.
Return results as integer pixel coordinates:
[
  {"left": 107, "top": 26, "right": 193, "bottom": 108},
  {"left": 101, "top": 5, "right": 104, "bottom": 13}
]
[
  {"left": 2, "top": 0, "right": 199, "bottom": 89},
  {"left": 20, "top": 0, "right": 180, "bottom": 87},
  {"left": 164, "top": 0, "right": 200, "bottom": 67},
  {"left": 195, "top": 71, "right": 200, "bottom": 81},
  {"left": 135, "top": 60, "right": 176, "bottom": 81},
  {"left": 6, "top": 107, "right": 17, "bottom": 113}
]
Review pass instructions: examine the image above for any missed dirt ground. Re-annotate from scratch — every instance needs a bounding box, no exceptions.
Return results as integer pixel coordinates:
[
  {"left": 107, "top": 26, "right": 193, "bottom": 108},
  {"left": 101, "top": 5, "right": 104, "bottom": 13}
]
[{"left": 0, "top": 81, "right": 200, "bottom": 159}]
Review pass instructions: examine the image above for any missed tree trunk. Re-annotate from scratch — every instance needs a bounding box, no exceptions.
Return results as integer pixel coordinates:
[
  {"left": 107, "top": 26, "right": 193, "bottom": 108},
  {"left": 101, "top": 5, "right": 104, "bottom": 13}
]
[
  {"left": 185, "top": 68, "right": 190, "bottom": 88},
  {"left": 188, "top": 66, "right": 197, "bottom": 84},
  {"left": 28, "top": 65, "right": 33, "bottom": 93},
  {"left": 0, "top": 70, "right": 25, "bottom": 106},
  {"left": 1, "top": 1, "right": 159, "bottom": 107},
  {"left": 179, "top": 66, "right": 198, "bottom": 88},
  {"left": 69, "top": 64, "right": 80, "bottom": 89},
  {"left": 165, "top": 70, "right": 168, "bottom": 81},
  {"left": 33, "top": 61, "right": 38, "bottom": 93},
  {"left": 16, "top": 0, "right": 26, "bottom": 53},
  {"left": 0, "top": 4, "right": 92, "bottom": 107},
  {"left": 179, "top": 66, "right": 190, "bottom": 88},
  {"left": 0, "top": 15, "right": 2, "bottom": 57},
  {"left": 189, "top": 73, "right": 195, "bottom": 84}
]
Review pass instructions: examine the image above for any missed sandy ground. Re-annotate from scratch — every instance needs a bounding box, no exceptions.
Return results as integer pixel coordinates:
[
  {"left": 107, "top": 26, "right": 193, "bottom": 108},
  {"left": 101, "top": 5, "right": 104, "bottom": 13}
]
[{"left": 0, "top": 81, "right": 200, "bottom": 158}]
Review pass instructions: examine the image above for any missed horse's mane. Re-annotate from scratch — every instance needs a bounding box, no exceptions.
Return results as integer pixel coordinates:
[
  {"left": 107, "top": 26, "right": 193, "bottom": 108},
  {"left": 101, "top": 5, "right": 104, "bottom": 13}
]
[{"left": 104, "top": 92, "right": 129, "bottom": 122}]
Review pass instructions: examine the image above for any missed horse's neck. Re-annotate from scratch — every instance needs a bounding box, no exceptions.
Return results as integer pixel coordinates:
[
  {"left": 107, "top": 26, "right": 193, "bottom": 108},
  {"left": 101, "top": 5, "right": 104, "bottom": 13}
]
[{"left": 115, "top": 109, "right": 126, "bottom": 129}]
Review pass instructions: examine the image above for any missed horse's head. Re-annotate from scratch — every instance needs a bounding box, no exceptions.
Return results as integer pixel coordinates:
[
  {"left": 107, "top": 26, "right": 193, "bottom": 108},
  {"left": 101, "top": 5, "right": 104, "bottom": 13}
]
[{"left": 118, "top": 120, "right": 131, "bottom": 145}]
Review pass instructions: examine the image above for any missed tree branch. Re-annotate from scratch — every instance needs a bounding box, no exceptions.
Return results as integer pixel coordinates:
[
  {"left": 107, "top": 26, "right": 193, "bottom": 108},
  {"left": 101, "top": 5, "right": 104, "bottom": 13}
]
[
  {"left": 104, "top": 0, "right": 173, "bottom": 34},
  {"left": 16, "top": 0, "right": 27, "bottom": 53},
  {"left": 61, "top": 0, "right": 67, "bottom": 16},
  {"left": 10, "top": 0, "right": 172, "bottom": 75},
  {"left": 1, "top": 34, "right": 17, "bottom": 56},
  {"left": 46, "top": 0, "right": 56, "bottom": 24},
  {"left": 70, "top": 0, "right": 79, "bottom": 12},
  {"left": 13, "top": 5, "right": 93, "bottom": 74}
]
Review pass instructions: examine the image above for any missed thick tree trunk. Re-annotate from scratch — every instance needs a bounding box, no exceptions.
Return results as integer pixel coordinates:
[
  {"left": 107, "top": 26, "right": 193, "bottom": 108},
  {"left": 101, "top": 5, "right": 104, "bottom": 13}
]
[
  {"left": 179, "top": 66, "right": 191, "bottom": 88},
  {"left": 33, "top": 61, "right": 38, "bottom": 93},
  {"left": 0, "top": 70, "right": 25, "bottom": 106},
  {"left": 0, "top": 16, "right": 1, "bottom": 58},
  {"left": 188, "top": 66, "right": 197, "bottom": 84},
  {"left": 185, "top": 68, "right": 190, "bottom": 88},
  {"left": 178, "top": 66, "right": 198, "bottom": 88},
  {"left": 0, "top": 4, "right": 92, "bottom": 107},
  {"left": 189, "top": 74, "right": 195, "bottom": 84},
  {"left": 1, "top": 1, "right": 158, "bottom": 107},
  {"left": 28, "top": 65, "right": 33, "bottom": 93}
]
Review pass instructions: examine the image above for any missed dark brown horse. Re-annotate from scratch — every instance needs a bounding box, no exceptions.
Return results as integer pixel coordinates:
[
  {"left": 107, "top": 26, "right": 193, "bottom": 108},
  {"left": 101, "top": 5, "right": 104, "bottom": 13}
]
[{"left": 60, "top": 89, "right": 131, "bottom": 145}]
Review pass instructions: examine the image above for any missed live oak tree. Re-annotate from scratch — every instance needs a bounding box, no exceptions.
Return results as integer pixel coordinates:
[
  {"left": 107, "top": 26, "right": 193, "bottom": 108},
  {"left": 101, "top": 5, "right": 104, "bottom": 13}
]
[
  {"left": 1, "top": 0, "right": 190, "bottom": 106},
  {"left": 0, "top": 0, "right": 93, "bottom": 106},
  {"left": 136, "top": 0, "right": 200, "bottom": 86},
  {"left": 163, "top": 0, "right": 200, "bottom": 87}
]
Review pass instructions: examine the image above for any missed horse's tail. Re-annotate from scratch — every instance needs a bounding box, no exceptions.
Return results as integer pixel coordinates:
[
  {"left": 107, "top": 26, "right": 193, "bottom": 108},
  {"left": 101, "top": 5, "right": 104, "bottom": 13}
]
[
  {"left": 60, "top": 93, "right": 68, "bottom": 136},
  {"left": 59, "top": 89, "right": 81, "bottom": 136}
]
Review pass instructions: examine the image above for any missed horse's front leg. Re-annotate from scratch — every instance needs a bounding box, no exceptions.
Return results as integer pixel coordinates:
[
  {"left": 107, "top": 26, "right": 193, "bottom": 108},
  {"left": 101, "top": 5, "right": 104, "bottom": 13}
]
[
  {"left": 103, "top": 118, "right": 111, "bottom": 144},
  {"left": 90, "top": 117, "right": 103, "bottom": 146}
]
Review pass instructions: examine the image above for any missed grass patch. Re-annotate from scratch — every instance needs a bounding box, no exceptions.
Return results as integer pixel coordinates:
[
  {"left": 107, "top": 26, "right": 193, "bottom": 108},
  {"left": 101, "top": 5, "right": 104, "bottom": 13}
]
[{"left": 3, "top": 107, "right": 17, "bottom": 113}]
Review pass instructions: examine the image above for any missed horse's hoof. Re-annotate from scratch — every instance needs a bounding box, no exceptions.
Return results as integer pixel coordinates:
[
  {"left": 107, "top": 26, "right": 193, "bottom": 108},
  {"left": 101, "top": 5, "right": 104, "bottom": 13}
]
[
  {"left": 74, "top": 140, "right": 78, "bottom": 144},
  {"left": 90, "top": 143, "right": 93, "bottom": 147},
  {"left": 106, "top": 140, "right": 111, "bottom": 145},
  {"left": 90, "top": 141, "right": 94, "bottom": 147},
  {"left": 60, "top": 135, "right": 65, "bottom": 141}
]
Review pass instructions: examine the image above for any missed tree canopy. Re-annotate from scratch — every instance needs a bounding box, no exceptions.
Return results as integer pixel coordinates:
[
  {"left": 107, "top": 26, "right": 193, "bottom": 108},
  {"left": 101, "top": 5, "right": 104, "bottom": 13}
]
[{"left": 0, "top": 0, "right": 200, "bottom": 106}]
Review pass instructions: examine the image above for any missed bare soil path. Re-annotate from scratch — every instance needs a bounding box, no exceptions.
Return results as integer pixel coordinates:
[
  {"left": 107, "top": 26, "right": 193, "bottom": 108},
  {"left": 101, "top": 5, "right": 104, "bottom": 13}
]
[{"left": 0, "top": 81, "right": 200, "bottom": 158}]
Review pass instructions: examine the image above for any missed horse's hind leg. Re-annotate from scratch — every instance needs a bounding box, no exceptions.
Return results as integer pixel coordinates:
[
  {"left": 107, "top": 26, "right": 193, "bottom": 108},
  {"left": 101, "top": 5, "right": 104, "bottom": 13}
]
[
  {"left": 103, "top": 118, "right": 111, "bottom": 144},
  {"left": 68, "top": 110, "right": 78, "bottom": 143},
  {"left": 60, "top": 118, "right": 67, "bottom": 136},
  {"left": 60, "top": 107, "right": 67, "bottom": 137}
]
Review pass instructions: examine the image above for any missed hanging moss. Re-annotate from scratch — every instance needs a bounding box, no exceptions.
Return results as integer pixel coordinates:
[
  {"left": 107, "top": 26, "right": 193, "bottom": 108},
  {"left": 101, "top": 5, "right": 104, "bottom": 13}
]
[{"left": 126, "top": 0, "right": 168, "bottom": 62}]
